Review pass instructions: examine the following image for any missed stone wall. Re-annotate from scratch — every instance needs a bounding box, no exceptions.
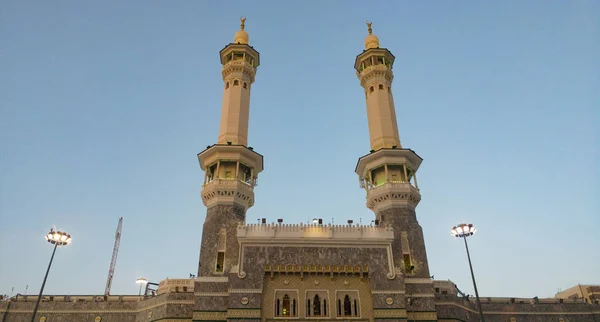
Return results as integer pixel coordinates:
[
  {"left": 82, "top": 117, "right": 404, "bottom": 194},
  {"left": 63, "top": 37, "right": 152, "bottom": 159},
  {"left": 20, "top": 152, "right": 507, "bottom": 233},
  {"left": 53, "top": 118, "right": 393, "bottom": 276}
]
[
  {"left": 241, "top": 245, "right": 408, "bottom": 321},
  {"left": 376, "top": 207, "right": 430, "bottom": 278},
  {"left": 0, "top": 293, "right": 194, "bottom": 322},
  {"left": 435, "top": 294, "right": 600, "bottom": 322},
  {"left": 197, "top": 204, "right": 246, "bottom": 277}
]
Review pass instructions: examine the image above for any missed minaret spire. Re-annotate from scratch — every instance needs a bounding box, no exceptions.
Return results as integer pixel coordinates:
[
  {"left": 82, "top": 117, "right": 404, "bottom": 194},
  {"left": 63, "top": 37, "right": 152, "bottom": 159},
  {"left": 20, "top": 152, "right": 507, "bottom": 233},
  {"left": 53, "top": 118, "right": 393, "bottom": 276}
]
[{"left": 356, "top": 21, "right": 400, "bottom": 151}]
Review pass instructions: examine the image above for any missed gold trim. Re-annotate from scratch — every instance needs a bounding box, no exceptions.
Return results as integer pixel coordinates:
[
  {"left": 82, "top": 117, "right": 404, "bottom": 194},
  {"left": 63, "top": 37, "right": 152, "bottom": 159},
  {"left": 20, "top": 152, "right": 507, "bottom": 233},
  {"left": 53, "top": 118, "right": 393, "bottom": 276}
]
[
  {"left": 193, "top": 311, "right": 227, "bottom": 320},
  {"left": 228, "top": 308, "right": 261, "bottom": 318},
  {"left": 373, "top": 308, "right": 407, "bottom": 318},
  {"left": 407, "top": 311, "right": 438, "bottom": 320}
]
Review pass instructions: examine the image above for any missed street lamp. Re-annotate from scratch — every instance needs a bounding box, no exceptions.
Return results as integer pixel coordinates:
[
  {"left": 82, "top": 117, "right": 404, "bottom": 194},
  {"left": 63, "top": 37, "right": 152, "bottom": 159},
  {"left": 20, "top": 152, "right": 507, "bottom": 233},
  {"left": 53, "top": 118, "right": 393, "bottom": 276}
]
[
  {"left": 451, "top": 223, "right": 485, "bottom": 322},
  {"left": 31, "top": 228, "right": 72, "bottom": 322},
  {"left": 136, "top": 278, "right": 148, "bottom": 296}
]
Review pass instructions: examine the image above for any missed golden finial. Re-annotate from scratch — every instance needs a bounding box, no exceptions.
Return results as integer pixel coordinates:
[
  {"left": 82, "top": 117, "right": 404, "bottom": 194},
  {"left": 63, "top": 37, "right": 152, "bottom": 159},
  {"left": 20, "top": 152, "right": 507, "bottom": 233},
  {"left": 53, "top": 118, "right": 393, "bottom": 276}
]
[
  {"left": 366, "top": 21, "right": 373, "bottom": 35},
  {"left": 240, "top": 16, "right": 246, "bottom": 30}
]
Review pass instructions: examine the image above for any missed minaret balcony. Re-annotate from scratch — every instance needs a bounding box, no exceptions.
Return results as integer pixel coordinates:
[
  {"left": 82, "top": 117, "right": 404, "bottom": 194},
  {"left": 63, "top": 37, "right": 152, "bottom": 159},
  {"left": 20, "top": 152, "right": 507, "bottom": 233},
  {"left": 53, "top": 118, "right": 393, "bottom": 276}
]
[
  {"left": 201, "top": 178, "right": 256, "bottom": 210},
  {"left": 365, "top": 181, "right": 421, "bottom": 212},
  {"left": 222, "top": 60, "right": 257, "bottom": 82}
]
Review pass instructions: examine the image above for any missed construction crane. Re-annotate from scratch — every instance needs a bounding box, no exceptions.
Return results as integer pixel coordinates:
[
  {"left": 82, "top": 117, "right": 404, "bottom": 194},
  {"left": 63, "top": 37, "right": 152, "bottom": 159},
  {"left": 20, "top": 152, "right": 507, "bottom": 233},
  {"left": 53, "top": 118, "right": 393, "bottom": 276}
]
[{"left": 104, "top": 217, "right": 123, "bottom": 296}]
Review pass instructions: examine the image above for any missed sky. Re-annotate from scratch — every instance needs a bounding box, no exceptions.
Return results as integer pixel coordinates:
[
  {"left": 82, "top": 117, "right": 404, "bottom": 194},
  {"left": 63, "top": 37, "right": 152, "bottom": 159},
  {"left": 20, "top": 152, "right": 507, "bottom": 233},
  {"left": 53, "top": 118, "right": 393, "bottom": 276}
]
[{"left": 1, "top": 0, "right": 598, "bottom": 299}]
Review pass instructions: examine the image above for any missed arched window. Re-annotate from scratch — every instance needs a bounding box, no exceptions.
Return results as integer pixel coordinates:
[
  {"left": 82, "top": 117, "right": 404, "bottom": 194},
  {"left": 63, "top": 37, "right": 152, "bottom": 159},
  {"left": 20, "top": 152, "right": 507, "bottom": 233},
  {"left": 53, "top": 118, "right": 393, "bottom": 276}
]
[
  {"left": 225, "top": 82, "right": 229, "bottom": 89},
  {"left": 313, "top": 294, "right": 321, "bottom": 316},
  {"left": 378, "top": 84, "right": 384, "bottom": 90},
  {"left": 276, "top": 299, "right": 280, "bottom": 316},
  {"left": 354, "top": 299, "right": 359, "bottom": 316},
  {"left": 369, "top": 86, "right": 374, "bottom": 93},
  {"left": 337, "top": 299, "right": 341, "bottom": 316},
  {"left": 306, "top": 298, "right": 311, "bottom": 316},
  {"left": 323, "top": 299, "right": 327, "bottom": 316},
  {"left": 282, "top": 294, "right": 290, "bottom": 316},
  {"left": 292, "top": 299, "right": 296, "bottom": 316},
  {"left": 344, "top": 295, "right": 351, "bottom": 316},
  {"left": 243, "top": 82, "right": 247, "bottom": 89},
  {"left": 233, "top": 80, "right": 239, "bottom": 86}
]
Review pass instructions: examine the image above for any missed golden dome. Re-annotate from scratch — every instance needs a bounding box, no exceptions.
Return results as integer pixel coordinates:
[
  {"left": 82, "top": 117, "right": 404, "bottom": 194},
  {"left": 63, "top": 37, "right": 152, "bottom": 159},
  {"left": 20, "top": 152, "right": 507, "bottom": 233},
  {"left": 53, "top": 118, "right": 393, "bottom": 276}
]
[
  {"left": 234, "top": 17, "right": 249, "bottom": 44},
  {"left": 364, "top": 21, "right": 380, "bottom": 49}
]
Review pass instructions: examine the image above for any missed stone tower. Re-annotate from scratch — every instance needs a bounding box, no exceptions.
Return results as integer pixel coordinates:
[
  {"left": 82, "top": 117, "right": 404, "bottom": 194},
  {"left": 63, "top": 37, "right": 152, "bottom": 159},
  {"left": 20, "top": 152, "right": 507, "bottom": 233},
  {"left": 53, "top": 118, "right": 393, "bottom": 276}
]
[
  {"left": 196, "top": 17, "right": 263, "bottom": 277},
  {"left": 354, "top": 22, "right": 437, "bottom": 319}
]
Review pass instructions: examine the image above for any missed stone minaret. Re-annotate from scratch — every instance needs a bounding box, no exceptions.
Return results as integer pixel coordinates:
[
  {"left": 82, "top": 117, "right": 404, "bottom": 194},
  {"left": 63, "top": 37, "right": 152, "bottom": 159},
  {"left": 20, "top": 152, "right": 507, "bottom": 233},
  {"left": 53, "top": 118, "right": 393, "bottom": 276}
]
[
  {"left": 354, "top": 22, "right": 437, "bottom": 317},
  {"left": 196, "top": 17, "right": 263, "bottom": 277}
]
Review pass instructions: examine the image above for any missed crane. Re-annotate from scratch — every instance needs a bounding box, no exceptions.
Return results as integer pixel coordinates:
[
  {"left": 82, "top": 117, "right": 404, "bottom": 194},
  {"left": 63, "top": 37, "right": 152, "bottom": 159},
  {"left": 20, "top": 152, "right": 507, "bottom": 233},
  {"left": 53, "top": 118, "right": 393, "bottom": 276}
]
[{"left": 104, "top": 217, "right": 123, "bottom": 296}]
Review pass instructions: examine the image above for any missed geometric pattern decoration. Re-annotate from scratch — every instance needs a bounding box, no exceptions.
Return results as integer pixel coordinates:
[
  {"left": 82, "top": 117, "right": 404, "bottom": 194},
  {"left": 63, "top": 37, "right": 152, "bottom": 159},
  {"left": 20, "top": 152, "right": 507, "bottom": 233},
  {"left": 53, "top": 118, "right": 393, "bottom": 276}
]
[
  {"left": 193, "top": 311, "right": 227, "bottom": 321},
  {"left": 367, "top": 189, "right": 421, "bottom": 210},
  {"left": 373, "top": 308, "right": 407, "bottom": 318},
  {"left": 406, "top": 311, "right": 438, "bottom": 321}
]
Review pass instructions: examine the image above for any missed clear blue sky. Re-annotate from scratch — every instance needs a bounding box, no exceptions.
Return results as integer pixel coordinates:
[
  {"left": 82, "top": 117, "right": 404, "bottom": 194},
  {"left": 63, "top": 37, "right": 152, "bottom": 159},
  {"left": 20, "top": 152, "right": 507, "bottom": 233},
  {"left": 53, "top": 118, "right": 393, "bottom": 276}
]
[{"left": 1, "top": 1, "right": 598, "bottom": 298}]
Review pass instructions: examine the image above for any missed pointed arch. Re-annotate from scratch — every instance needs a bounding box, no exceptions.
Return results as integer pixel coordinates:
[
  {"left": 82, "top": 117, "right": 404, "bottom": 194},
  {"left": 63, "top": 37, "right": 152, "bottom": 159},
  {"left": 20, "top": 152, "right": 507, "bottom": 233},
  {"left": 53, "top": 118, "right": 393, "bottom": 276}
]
[
  {"left": 313, "top": 294, "right": 321, "bottom": 316},
  {"left": 344, "top": 295, "right": 351, "bottom": 316},
  {"left": 282, "top": 294, "right": 290, "bottom": 316}
]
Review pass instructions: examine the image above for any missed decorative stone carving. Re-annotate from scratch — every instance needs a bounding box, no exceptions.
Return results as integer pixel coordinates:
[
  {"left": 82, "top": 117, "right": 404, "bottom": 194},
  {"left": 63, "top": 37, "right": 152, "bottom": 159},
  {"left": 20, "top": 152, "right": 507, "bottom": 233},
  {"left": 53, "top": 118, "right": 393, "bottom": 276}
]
[
  {"left": 227, "top": 308, "right": 261, "bottom": 318},
  {"left": 193, "top": 311, "right": 227, "bottom": 320},
  {"left": 406, "top": 311, "right": 438, "bottom": 320},
  {"left": 373, "top": 308, "right": 407, "bottom": 318}
]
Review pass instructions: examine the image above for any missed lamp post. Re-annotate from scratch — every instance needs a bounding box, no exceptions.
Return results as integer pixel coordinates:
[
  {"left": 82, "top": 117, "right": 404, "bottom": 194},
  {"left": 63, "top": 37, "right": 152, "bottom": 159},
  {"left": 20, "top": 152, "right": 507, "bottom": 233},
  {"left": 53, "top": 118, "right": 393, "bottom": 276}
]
[
  {"left": 451, "top": 223, "right": 485, "bottom": 322},
  {"left": 31, "top": 229, "right": 72, "bottom": 322},
  {"left": 136, "top": 278, "right": 148, "bottom": 296}
]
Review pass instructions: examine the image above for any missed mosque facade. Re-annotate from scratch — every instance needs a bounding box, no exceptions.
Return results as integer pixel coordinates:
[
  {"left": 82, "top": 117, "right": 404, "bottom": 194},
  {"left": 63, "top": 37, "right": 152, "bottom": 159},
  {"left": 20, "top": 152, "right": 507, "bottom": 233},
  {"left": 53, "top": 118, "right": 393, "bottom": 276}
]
[{"left": 1, "top": 19, "right": 598, "bottom": 322}]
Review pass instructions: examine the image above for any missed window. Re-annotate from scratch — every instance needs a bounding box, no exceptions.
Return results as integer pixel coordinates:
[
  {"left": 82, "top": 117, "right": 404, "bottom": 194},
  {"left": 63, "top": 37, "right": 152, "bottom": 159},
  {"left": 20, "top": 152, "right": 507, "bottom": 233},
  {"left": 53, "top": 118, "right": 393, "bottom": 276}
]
[
  {"left": 378, "top": 84, "right": 384, "bottom": 90},
  {"left": 233, "top": 80, "right": 239, "bottom": 86},
  {"left": 404, "top": 254, "right": 414, "bottom": 273},
  {"left": 215, "top": 229, "right": 226, "bottom": 273},
  {"left": 233, "top": 52, "right": 244, "bottom": 61},
  {"left": 313, "top": 295, "right": 321, "bottom": 316},
  {"left": 293, "top": 299, "right": 296, "bottom": 316},
  {"left": 282, "top": 294, "right": 291, "bottom": 316},
  {"left": 225, "top": 82, "right": 229, "bottom": 89},
  {"left": 369, "top": 86, "right": 374, "bottom": 93},
  {"left": 215, "top": 252, "right": 224, "bottom": 272},
  {"left": 275, "top": 291, "right": 298, "bottom": 317},
  {"left": 183, "top": 286, "right": 188, "bottom": 292},
  {"left": 243, "top": 82, "right": 247, "bottom": 89},
  {"left": 336, "top": 292, "right": 359, "bottom": 317},
  {"left": 344, "top": 295, "right": 351, "bottom": 316}
]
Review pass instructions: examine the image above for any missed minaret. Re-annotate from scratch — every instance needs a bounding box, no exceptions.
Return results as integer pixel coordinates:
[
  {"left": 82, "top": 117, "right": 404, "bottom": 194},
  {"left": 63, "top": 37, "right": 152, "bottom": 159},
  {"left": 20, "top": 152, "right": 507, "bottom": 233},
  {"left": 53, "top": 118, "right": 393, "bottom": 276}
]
[
  {"left": 354, "top": 22, "right": 437, "bottom": 318},
  {"left": 196, "top": 17, "right": 263, "bottom": 277}
]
